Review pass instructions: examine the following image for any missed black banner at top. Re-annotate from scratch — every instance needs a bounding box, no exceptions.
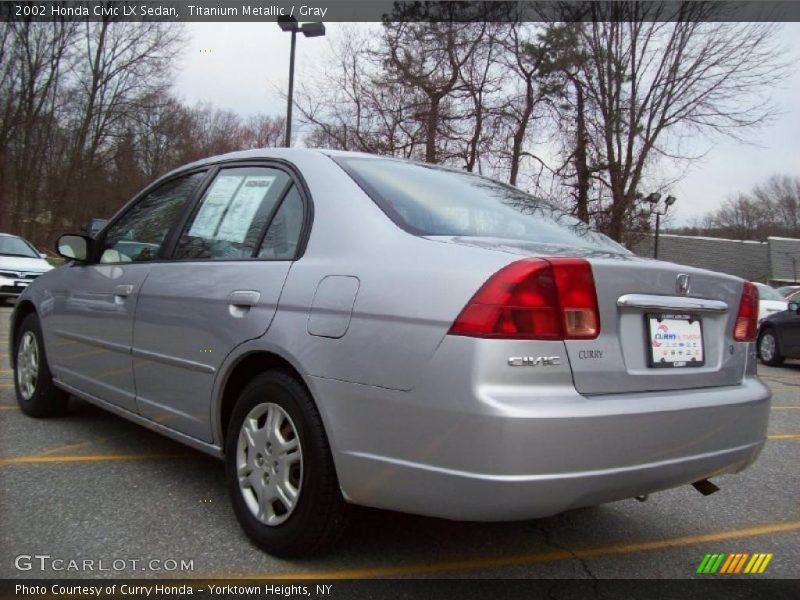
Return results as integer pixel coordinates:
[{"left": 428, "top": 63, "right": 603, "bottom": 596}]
[{"left": 1, "top": 1, "right": 800, "bottom": 23}]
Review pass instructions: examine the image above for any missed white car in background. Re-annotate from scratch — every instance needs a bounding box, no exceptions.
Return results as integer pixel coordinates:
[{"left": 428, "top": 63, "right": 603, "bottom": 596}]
[
  {"left": 0, "top": 233, "right": 53, "bottom": 303},
  {"left": 754, "top": 283, "right": 788, "bottom": 324}
]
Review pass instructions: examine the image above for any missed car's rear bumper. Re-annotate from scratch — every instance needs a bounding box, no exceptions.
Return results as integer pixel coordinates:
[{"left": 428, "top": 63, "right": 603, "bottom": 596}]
[{"left": 314, "top": 343, "right": 770, "bottom": 520}]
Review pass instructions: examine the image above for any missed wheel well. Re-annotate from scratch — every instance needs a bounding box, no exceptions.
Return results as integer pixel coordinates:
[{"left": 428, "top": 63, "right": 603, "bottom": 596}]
[
  {"left": 219, "top": 352, "right": 307, "bottom": 443},
  {"left": 9, "top": 301, "right": 37, "bottom": 367}
]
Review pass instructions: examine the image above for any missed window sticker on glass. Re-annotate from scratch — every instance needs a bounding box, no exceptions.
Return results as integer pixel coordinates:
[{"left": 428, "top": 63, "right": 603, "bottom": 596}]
[
  {"left": 216, "top": 175, "right": 276, "bottom": 242},
  {"left": 188, "top": 174, "right": 244, "bottom": 239}
]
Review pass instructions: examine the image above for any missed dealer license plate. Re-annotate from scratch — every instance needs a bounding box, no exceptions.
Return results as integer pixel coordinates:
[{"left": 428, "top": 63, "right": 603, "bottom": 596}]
[{"left": 646, "top": 313, "right": 704, "bottom": 368}]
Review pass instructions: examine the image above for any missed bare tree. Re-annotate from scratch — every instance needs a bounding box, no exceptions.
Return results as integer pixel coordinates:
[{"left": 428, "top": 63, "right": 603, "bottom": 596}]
[
  {"left": 296, "top": 27, "right": 423, "bottom": 156},
  {"left": 0, "top": 21, "right": 76, "bottom": 235},
  {"left": 680, "top": 174, "right": 800, "bottom": 240},
  {"left": 63, "top": 17, "right": 184, "bottom": 228},
  {"left": 752, "top": 175, "right": 800, "bottom": 237},
  {"left": 548, "top": 3, "right": 789, "bottom": 241},
  {"left": 382, "top": 21, "right": 488, "bottom": 163},
  {"left": 242, "top": 114, "right": 285, "bottom": 149}
]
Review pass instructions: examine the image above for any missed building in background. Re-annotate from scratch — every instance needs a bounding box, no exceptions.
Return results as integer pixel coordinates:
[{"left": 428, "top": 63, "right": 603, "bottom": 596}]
[{"left": 632, "top": 235, "right": 800, "bottom": 286}]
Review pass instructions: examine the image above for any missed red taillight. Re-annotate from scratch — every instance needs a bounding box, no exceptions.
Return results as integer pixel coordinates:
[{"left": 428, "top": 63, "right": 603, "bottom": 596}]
[
  {"left": 449, "top": 258, "right": 600, "bottom": 340},
  {"left": 734, "top": 281, "right": 759, "bottom": 341}
]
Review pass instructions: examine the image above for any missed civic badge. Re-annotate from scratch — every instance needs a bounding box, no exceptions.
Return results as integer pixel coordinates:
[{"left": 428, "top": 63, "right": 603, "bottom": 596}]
[{"left": 676, "top": 273, "right": 691, "bottom": 296}]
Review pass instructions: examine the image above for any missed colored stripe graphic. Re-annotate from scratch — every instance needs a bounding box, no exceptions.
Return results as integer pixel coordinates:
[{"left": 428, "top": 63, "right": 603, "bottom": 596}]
[
  {"left": 758, "top": 554, "right": 773, "bottom": 573},
  {"left": 697, "top": 554, "right": 711, "bottom": 573},
  {"left": 719, "top": 554, "right": 736, "bottom": 573},
  {"left": 696, "top": 554, "right": 712, "bottom": 574},
  {"left": 744, "top": 554, "right": 760, "bottom": 573},
  {"left": 734, "top": 553, "right": 749, "bottom": 573},
  {"left": 721, "top": 553, "right": 736, "bottom": 573},
  {"left": 699, "top": 552, "right": 773, "bottom": 574},
  {"left": 710, "top": 553, "right": 725, "bottom": 573}
]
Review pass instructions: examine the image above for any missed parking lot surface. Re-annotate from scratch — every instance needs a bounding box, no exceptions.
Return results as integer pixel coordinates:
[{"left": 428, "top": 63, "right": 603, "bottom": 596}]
[{"left": 1, "top": 304, "right": 798, "bottom": 580}]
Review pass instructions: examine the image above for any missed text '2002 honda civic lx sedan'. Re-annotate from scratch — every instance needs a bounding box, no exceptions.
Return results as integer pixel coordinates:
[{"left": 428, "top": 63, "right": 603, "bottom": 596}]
[{"left": 10, "top": 149, "right": 771, "bottom": 556}]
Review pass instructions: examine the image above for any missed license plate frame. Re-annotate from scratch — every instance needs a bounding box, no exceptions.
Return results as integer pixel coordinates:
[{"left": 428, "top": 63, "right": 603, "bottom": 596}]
[{"left": 646, "top": 313, "right": 705, "bottom": 369}]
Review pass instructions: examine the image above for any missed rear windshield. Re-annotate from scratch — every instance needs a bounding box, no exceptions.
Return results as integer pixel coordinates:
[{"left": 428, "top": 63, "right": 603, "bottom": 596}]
[
  {"left": 756, "top": 284, "right": 784, "bottom": 301},
  {"left": 336, "top": 156, "right": 627, "bottom": 254}
]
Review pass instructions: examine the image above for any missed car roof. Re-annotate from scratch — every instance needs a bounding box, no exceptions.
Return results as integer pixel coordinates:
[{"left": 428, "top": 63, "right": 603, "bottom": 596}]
[{"left": 163, "top": 148, "right": 383, "bottom": 177}]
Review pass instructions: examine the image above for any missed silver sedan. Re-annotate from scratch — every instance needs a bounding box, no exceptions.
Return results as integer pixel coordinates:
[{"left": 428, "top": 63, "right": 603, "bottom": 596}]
[{"left": 10, "top": 149, "right": 771, "bottom": 556}]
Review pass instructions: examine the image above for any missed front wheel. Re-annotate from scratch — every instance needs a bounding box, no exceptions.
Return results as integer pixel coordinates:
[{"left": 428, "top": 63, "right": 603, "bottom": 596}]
[
  {"left": 758, "top": 329, "right": 785, "bottom": 366},
  {"left": 225, "top": 370, "right": 350, "bottom": 557},
  {"left": 14, "top": 313, "right": 69, "bottom": 417}
]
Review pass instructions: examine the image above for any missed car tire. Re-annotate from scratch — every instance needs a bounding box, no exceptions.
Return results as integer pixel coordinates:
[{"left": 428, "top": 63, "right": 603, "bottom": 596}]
[
  {"left": 225, "top": 370, "right": 350, "bottom": 557},
  {"left": 14, "top": 313, "right": 69, "bottom": 417},
  {"left": 758, "top": 329, "right": 785, "bottom": 367}
]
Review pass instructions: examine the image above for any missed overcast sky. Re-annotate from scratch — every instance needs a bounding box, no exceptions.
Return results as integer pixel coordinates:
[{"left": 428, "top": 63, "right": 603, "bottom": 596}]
[{"left": 173, "top": 21, "right": 800, "bottom": 227}]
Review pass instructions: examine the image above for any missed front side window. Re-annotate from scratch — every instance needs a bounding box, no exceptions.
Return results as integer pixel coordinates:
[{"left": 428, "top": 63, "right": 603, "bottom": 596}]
[
  {"left": 174, "top": 167, "right": 291, "bottom": 260},
  {"left": 337, "top": 157, "right": 627, "bottom": 254},
  {"left": 100, "top": 172, "right": 205, "bottom": 263}
]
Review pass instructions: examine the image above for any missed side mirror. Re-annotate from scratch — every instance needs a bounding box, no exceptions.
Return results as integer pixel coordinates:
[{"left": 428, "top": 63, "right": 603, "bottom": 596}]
[
  {"left": 789, "top": 301, "right": 799, "bottom": 314},
  {"left": 56, "top": 234, "right": 91, "bottom": 262}
]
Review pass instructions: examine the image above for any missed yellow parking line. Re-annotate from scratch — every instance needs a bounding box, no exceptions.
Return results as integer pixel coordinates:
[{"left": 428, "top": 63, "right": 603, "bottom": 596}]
[
  {"left": 773, "top": 406, "right": 800, "bottom": 409},
  {"left": 0, "top": 383, "right": 12, "bottom": 388},
  {"left": 212, "top": 520, "right": 800, "bottom": 579},
  {"left": 38, "top": 440, "right": 97, "bottom": 456},
  {"left": 768, "top": 433, "right": 800, "bottom": 441},
  {"left": 0, "top": 453, "right": 194, "bottom": 466},
  {"left": 0, "top": 405, "right": 18, "bottom": 411}
]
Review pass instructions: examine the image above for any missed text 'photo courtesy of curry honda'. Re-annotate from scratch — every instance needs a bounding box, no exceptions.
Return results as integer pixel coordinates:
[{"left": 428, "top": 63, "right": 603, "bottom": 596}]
[{"left": 10, "top": 149, "right": 771, "bottom": 557}]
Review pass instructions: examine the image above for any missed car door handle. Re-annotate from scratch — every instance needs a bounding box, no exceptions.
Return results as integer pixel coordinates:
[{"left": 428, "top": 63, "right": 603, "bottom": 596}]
[
  {"left": 114, "top": 284, "right": 134, "bottom": 297},
  {"left": 227, "top": 290, "right": 260, "bottom": 307}
]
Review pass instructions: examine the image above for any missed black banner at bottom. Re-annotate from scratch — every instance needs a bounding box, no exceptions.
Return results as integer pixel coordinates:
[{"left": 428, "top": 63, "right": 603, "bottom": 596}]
[{"left": 2, "top": 579, "right": 799, "bottom": 600}]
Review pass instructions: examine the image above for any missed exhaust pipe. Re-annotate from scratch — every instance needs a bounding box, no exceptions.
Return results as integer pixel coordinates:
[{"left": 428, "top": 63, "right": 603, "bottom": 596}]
[
  {"left": 635, "top": 494, "right": 648, "bottom": 502},
  {"left": 692, "top": 479, "right": 720, "bottom": 496}
]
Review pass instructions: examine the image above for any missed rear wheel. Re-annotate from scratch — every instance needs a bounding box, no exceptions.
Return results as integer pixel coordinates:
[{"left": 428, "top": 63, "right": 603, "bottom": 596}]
[
  {"left": 225, "top": 370, "right": 350, "bottom": 557},
  {"left": 758, "top": 329, "right": 785, "bottom": 366},
  {"left": 14, "top": 313, "right": 69, "bottom": 417}
]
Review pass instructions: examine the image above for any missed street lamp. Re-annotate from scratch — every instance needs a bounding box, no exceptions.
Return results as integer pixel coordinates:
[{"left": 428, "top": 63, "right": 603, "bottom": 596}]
[
  {"left": 646, "top": 193, "right": 676, "bottom": 259},
  {"left": 278, "top": 16, "right": 325, "bottom": 147}
]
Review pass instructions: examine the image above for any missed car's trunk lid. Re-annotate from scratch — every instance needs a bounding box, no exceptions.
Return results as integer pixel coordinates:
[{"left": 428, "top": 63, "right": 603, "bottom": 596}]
[{"left": 429, "top": 236, "right": 747, "bottom": 395}]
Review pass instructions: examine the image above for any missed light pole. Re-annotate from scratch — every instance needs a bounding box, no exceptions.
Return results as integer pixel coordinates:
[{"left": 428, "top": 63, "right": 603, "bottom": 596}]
[
  {"left": 278, "top": 16, "right": 325, "bottom": 147},
  {"left": 646, "top": 193, "right": 676, "bottom": 259}
]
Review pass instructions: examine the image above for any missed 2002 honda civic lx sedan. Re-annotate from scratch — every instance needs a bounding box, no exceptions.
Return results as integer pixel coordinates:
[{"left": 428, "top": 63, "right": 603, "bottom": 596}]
[{"left": 11, "top": 149, "right": 771, "bottom": 556}]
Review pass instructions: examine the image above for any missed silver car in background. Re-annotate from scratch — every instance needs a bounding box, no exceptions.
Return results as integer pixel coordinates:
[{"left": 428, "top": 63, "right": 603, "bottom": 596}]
[
  {"left": 0, "top": 233, "right": 53, "bottom": 302},
  {"left": 10, "top": 149, "right": 771, "bottom": 556}
]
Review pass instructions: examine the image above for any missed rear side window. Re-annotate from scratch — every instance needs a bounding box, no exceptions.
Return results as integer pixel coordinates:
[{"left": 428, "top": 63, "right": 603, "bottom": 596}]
[
  {"left": 337, "top": 157, "right": 626, "bottom": 254},
  {"left": 257, "top": 186, "right": 304, "bottom": 259},
  {"left": 100, "top": 172, "right": 205, "bottom": 263},
  {"left": 174, "top": 167, "right": 291, "bottom": 260}
]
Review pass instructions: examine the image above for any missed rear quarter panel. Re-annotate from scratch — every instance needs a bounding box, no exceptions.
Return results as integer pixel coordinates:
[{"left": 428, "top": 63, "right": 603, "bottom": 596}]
[{"left": 261, "top": 154, "right": 516, "bottom": 392}]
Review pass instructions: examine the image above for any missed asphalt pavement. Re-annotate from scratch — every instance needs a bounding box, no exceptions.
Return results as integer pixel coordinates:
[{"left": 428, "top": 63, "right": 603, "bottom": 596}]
[{"left": 0, "top": 303, "right": 798, "bottom": 580}]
